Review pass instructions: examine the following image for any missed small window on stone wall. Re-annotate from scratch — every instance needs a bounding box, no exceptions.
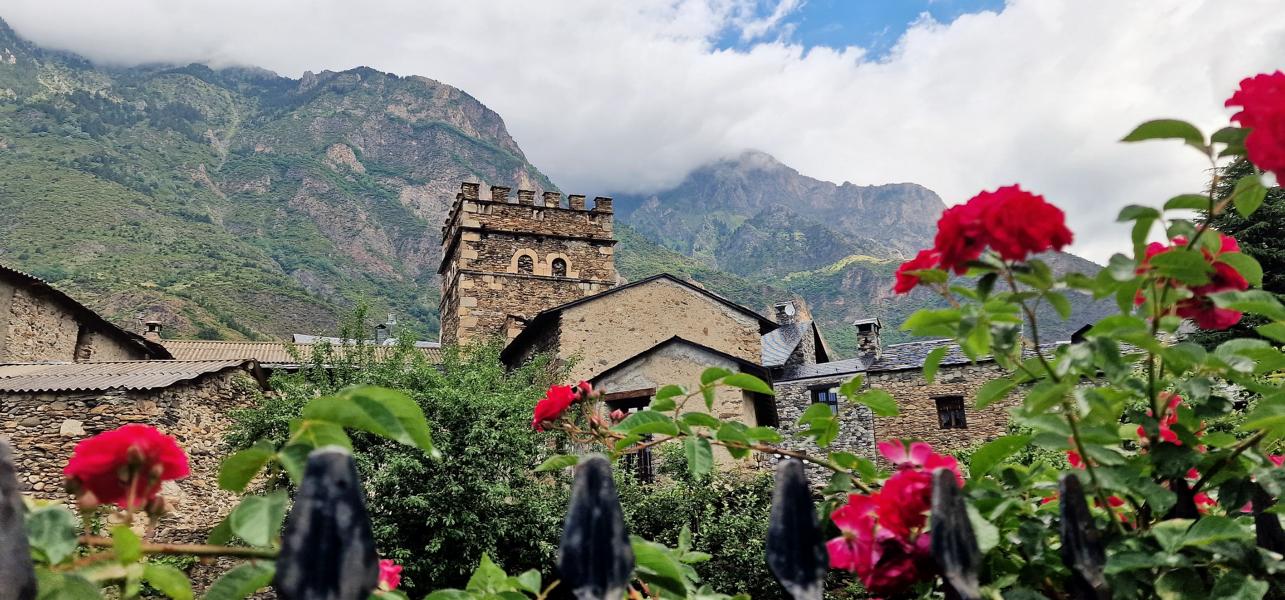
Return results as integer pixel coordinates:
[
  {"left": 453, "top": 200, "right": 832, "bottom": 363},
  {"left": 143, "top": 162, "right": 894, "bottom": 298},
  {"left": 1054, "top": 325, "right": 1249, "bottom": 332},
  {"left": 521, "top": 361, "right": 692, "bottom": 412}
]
[
  {"left": 517, "top": 254, "right": 534, "bottom": 274},
  {"left": 811, "top": 387, "right": 840, "bottom": 414},
  {"left": 551, "top": 258, "right": 567, "bottom": 277},
  {"left": 935, "top": 395, "right": 967, "bottom": 429}
]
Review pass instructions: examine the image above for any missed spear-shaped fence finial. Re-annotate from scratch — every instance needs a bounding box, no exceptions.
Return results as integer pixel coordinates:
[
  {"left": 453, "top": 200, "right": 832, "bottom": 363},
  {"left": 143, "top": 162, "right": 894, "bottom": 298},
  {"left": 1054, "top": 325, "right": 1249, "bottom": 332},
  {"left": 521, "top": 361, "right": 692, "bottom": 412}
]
[
  {"left": 930, "top": 469, "right": 981, "bottom": 600},
  {"left": 0, "top": 440, "right": 37, "bottom": 600},
  {"left": 274, "top": 446, "right": 379, "bottom": 600},
  {"left": 558, "top": 454, "right": 634, "bottom": 600},
  {"left": 766, "top": 459, "right": 826, "bottom": 600},
  {"left": 1058, "top": 473, "right": 1111, "bottom": 600}
]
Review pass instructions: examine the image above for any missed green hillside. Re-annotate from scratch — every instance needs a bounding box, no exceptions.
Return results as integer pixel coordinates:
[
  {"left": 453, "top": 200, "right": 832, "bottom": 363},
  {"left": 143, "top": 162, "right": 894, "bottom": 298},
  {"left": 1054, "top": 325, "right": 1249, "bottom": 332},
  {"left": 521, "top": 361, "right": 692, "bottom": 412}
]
[{"left": 0, "top": 20, "right": 550, "bottom": 340}]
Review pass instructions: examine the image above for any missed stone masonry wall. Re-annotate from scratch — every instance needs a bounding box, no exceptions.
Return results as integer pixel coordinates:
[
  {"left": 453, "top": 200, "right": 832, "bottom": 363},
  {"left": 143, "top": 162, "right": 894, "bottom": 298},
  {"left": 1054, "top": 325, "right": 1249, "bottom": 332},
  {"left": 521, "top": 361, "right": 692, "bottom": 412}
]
[
  {"left": 868, "top": 362, "right": 1018, "bottom": 455},
  {"left": 594, "top": 343, "right": 761, "bottom": 466},
  {"left": 446, "top": 271, "right": 611, "bottom": 345},
  {"left": 771, "top": 373, "right": 876, "bottom": 482},
  {"left": 0, "top": 369, "right": 259, "bottom": 542},
  {"left": 557, "top": 278, "right": 763, "bottom": 383},
  {"left": 2, "top": 285, "right": 81, "bottom": 362}
]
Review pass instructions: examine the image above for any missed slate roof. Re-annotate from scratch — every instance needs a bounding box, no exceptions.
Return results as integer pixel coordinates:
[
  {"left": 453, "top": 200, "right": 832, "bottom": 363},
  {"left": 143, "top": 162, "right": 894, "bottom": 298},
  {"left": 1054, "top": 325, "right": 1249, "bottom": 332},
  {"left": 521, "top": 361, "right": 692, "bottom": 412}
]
[
  {"left": 291, "top": 334, "right": 440, "bottom": 349},
  {"left": 0, "top": 263, "right": 171, "bottom": 359},
  {"left": 0, "top": 360, "right": 256, "bottom": 393},
  {"left": 761, "top": 321, "right": 804, "bottom": 366},
  {"left": 163, "top": 340, "right": 443, "bottom": 366},
  {"left": 775, "top": 338, "right": 1071, "bottom": 382},
  {"left": 775, "top": 356, "right": 869, "bottom": 382}
]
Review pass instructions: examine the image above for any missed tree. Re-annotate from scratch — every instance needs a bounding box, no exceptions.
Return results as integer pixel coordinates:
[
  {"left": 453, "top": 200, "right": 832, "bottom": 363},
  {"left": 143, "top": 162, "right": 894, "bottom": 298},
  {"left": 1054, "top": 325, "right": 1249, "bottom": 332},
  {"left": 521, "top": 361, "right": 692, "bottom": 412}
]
[
  {"left": 1190, "top": 158, "right": 1285, "bottom": 348},
  {"left": 228, "top": 331, "right": 571, "bottom": 593}
]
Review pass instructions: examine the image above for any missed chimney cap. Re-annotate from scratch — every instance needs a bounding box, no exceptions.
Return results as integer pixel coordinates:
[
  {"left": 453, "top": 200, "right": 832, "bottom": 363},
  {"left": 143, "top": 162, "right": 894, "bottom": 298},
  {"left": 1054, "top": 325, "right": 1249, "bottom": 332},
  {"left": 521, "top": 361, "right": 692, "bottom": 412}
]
[{"left": 852, "top": 317, "right": 881, "bottom": 331}]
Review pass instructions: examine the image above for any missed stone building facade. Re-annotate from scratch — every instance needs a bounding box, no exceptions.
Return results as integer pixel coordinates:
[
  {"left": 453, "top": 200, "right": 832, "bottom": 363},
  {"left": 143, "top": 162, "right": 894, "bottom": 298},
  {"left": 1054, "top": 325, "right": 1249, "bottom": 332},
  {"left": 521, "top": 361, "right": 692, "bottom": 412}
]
[
  {"left": 500, "top": 274, "right": 775, "bottom": 383},
  {"left": 0, "top": 361, "right": 265, "bottom": 542},
  {"left": 0, "top": 264, "right": 169, "bottom": 362},
  {"left": 438, "top": 182, "right": 618, "bottom": 345}
]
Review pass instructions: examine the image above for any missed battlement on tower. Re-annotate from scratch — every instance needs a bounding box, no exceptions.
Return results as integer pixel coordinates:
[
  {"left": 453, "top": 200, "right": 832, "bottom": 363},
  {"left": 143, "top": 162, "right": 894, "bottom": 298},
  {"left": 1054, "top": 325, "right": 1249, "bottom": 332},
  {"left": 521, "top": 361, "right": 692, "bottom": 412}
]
[
  {"left": 437, "top": 182, "right": 618, "bottom": 346},
  {"left": 441, "top": 182, "right": 613, "bottom": 247}
]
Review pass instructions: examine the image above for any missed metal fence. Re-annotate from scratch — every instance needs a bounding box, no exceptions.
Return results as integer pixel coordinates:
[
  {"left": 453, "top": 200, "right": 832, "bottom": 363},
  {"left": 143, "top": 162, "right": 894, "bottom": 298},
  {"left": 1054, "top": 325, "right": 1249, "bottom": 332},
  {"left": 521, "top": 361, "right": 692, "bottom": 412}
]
[{"left": 3, "top": 440, "right": 1283, "bottom": 600}]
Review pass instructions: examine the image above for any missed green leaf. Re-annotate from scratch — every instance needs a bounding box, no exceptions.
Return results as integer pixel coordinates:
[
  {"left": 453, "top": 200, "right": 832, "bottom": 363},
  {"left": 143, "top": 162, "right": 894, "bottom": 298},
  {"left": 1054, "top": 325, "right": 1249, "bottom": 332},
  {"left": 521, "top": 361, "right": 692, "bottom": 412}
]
[
  {"left": 112, "top": 525, "right": 142, "bottom": 564},
  {"left": 204, "top": 563, "right": 275, "bottom": 600},
  {"left": 25, "top": 506, "right": 79, "bottom": 565},
  {"left": 288, "top": 419, "right": 353, "bottom": 451},
  {"left": 217, "top": 442, "right": 276, "bottom": 493},
  {"left": 722, "top": 372, "right": 774, "bottom": 395},
  {"left": 969, "top": 435, "right": 1030, "bottom": 476},
  {"left": 515, "top": 569, "right": 542, "bottom": 594},
  {"left": 1121, "top": 119, "right": 1205, "bottom": 148},
  {"left": 143, "top": 564, "right": 193, "bottom": 600},
  {"left": 1217, "top": 252, "right": 1263, "bottom": 287},
  {"left": 1256, "top": 322, "right": 1285, "bottom": 344},
  {"left": 302, "top": 385, "right": 439, "bottom": 458},
  {"left": 1240, "top": 393, "right": 1285, "bottom": 434},
  {"left": 901, "top": 308, "right": 961, "bottom": 337},
  {"left": 679, "top": 412, "right": 721, "bottom": 429},
  {"left": 35, "top": 572, "right": 99, "bottom": 600},
  {"left": 1157, "top": 570, "right": 1207, "bottom": 600},
  {"left": 1210, "top": 290, "right": 1285, "bottom": 321},
  {"left": 700, "top": 367, "right": 732, "bottom": 385},
  {"left": 207, "top": 515, "right": 234, "bottom": 546},
  {"left": 1232, "top": 173, "right": 1268, "bottom": 217},
  {"left": 612, "top": 410, "right": 679, "bottom": 436},
  {"left": 535, "top": 454, "right": 579, "bottom": 472},
  {"left": 716, "top": 423, "right": 751, "bottom": 459},
  {"left": 1210, "top": 573, "right": 1268, "bottom": 600},
  {"left": 654, "top": 384, "right": 685, "bottom": 405},
  {"left": 922, "top": 346, "right": 948, "bottom": 384},
  {"left": 229, "top": 491, "right": 288, "bottom": 548},
  {"left": 1117, "top": 205, "right": 1162, "bottom": 222},
  {"left": 848, "top": 388, "right": 898, "bottom": 417},
  {"left": 1181, "top": 515, "right": 1252, "bottom": 547},
  {"left": 744, "top": 426, "right": 781, "bottom": 443},
  {"left": 1150, "top": 248, "right": 1214, "bottom": 285},
  {"left": 424, "top": 591, "right": 473, "bottom": 600},
  {"left": 1151, "top": 519, "right": 1193, "bottom": 553},
  {"left": 1164, "top": 194, "right": 1212, "bottom": 211},
  {"left": 684, "top": 436, "right": 713, "bottom": 479},
  {"left": 966, "top": 504, "right": 999, "bottom": 554},
  {"left": 630, "top": 537, "right": 688, "bottom": 598},
  {"left": 276, "top": 444, "right": 310, "bottom": 484},
  {"left": 975, "top": 378, "right": 1017, "bottom": 409},
  {"left": 466, "top": 553, "right": 508, "bottom": 592},
  {"left": 1045, "top": 291, "right": 1073, "bottom": 320}
]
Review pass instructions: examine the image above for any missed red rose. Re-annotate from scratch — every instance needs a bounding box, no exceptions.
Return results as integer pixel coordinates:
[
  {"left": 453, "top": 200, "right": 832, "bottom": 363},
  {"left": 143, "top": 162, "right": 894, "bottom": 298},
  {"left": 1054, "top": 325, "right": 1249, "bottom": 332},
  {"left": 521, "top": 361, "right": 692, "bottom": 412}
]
[
  {"left": 63, "top": 424, "right": 189, "bottom": 510},
  {"left": 933, "top": 198, "right": 992, "bottom": 273},
  {"left": 1136, "top": 234, "right": 1248, "bottom": 330},
  {"left": 532, "top": 385, "right": 577, "bottom": 431},
  {"left": 377, "top": 559, "right": 402, "bottom": 591},
  {"left": 893, "top": 249, "right": 941, "bottom": 294},
  {"left": 977, "top": 185, "right": 1073, "bottom": 262},
  {"left": 1226, "top": 71, "right": 1285, "bottom": 182}
]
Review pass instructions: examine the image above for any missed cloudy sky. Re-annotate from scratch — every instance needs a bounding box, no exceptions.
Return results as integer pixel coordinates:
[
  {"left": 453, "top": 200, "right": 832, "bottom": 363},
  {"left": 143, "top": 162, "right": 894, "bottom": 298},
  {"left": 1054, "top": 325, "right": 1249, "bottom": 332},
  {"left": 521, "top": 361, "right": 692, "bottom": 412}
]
[{"left": 4, "top": 0, "right": 1284, "bottom": 262}]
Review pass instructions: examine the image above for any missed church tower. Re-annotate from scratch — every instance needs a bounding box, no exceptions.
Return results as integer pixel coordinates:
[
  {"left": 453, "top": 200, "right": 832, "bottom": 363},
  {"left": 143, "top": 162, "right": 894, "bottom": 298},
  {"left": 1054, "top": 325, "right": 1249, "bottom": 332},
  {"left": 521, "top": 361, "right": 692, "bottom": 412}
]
[{"left": 438, "top": 182, "right": 617, "bottom": 346}]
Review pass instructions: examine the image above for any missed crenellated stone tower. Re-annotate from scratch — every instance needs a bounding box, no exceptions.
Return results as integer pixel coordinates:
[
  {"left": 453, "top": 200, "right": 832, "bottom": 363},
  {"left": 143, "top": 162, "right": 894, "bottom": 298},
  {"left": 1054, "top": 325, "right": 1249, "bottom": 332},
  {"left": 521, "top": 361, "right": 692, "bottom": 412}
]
[{"left": 438, "top": 182, "right": 617, "bottom": 346}]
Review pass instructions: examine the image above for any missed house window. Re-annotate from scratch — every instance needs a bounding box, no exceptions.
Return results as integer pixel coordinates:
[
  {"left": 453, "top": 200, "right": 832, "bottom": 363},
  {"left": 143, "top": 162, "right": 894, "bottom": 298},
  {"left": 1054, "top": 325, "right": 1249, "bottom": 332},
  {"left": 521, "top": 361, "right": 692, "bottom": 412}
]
[
  {"left": 811, "top": 387, "right": 840, "bottom": 414},
  {"left": 551, "top": 258, "right": 567, "bottom": 277},
  {"left": 517, "top": 254, "right": 534, "bottom": 274},
  {"left": 606, "top": 389, "right": 656, "bottom": 483},
  {"left": 935, "top": 396, "right": 967, "bottom": 429}
]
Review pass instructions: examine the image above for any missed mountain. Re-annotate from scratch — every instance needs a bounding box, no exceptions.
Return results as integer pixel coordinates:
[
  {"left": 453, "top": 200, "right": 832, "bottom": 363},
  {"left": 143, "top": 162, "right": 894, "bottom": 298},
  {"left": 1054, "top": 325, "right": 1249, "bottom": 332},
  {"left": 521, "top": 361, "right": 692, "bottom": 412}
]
[
  {"left": 615, "top": 151, "right": 1114, "bottom": 354},
  {"left": 0, "top": 18, "right": 550, "bottom": 339}
]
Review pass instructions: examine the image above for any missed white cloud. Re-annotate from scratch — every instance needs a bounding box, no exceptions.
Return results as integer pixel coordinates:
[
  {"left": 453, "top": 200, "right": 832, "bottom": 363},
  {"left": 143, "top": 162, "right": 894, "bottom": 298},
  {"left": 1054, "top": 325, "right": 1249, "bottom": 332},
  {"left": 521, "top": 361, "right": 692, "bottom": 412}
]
[{"left": 3, "top": 0, "right": 1283, "bottom": 262}]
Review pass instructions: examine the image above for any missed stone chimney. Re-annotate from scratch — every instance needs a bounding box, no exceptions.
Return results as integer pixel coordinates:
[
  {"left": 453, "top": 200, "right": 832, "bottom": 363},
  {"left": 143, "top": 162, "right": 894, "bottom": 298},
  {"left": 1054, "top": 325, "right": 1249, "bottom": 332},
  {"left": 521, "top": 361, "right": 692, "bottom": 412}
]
[
  {"left": 374, "top": 323, "right": 389, "bottom": 345},
  {"left": 773, "top": 300, "right": 798, "bottom": 326},
  {"left": 853, "top": 317, "right": 882, "bottom": 359},
  {"left": 143, "top": 320, "right": 163, "bottom": 342}
]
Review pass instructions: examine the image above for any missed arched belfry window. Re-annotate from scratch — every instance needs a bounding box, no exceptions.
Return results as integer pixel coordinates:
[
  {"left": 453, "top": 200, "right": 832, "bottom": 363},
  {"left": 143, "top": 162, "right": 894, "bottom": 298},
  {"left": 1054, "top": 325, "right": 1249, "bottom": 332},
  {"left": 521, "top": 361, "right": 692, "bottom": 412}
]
[
  {"left": 517, "top": 254, "right": 534, "bottom": 274},
  {"left": 551, "top": 258, "right": 567, "bottom": 277}
]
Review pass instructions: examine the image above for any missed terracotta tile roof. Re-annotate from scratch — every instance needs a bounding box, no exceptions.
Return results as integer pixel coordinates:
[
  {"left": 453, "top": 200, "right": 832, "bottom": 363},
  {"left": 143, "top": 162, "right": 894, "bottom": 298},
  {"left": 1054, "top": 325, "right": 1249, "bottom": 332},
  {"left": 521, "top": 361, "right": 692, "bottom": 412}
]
[
  {"left": 0, "top": 360, "right": 253, "bottom": 393},
  {"left": 161, "top": 340, "right": 443, "bottom": 366}
]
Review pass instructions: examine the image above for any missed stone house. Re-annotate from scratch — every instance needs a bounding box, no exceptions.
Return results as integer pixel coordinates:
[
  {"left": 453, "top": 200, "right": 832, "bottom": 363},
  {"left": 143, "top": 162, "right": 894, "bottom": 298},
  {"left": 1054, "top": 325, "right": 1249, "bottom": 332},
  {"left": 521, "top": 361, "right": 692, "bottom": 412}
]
[
  {"left": 0, "top": 264, "right": 170, "bottom": 362},
  {"left": 0, "top": 359, "right": 266, "bottom": 542}
]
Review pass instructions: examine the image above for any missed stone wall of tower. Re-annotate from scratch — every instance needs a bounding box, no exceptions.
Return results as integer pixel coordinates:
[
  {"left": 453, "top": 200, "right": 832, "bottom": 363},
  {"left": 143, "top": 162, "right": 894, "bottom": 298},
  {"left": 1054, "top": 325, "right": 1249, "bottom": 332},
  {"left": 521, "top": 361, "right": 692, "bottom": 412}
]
[{"left": 439, "top": 183, "right": 617, "bottom": 346}]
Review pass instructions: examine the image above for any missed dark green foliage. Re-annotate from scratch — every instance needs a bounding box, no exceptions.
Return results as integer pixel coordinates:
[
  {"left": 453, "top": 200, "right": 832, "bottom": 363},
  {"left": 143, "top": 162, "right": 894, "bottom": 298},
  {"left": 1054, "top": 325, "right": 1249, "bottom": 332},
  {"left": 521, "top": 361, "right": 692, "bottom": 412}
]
[
  {"left": 1191, "top": 158, "right": 1285, "bottom": 348},
  {"left": 227, "top": 313, "right": 569, "bottom": 592},
  {"left": 616, "top": 445, "right": 784, "bottom": 599}
]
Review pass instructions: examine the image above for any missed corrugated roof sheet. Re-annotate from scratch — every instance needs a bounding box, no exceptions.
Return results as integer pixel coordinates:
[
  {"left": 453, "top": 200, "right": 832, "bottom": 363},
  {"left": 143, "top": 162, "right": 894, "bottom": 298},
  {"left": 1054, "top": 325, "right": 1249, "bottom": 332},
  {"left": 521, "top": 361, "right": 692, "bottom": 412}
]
[
  {"left": 0, "top": 360, "right": 251, "bottom": 393},
  {"left": 162, "top": 340, "right": 443, "bottom": 365}
]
